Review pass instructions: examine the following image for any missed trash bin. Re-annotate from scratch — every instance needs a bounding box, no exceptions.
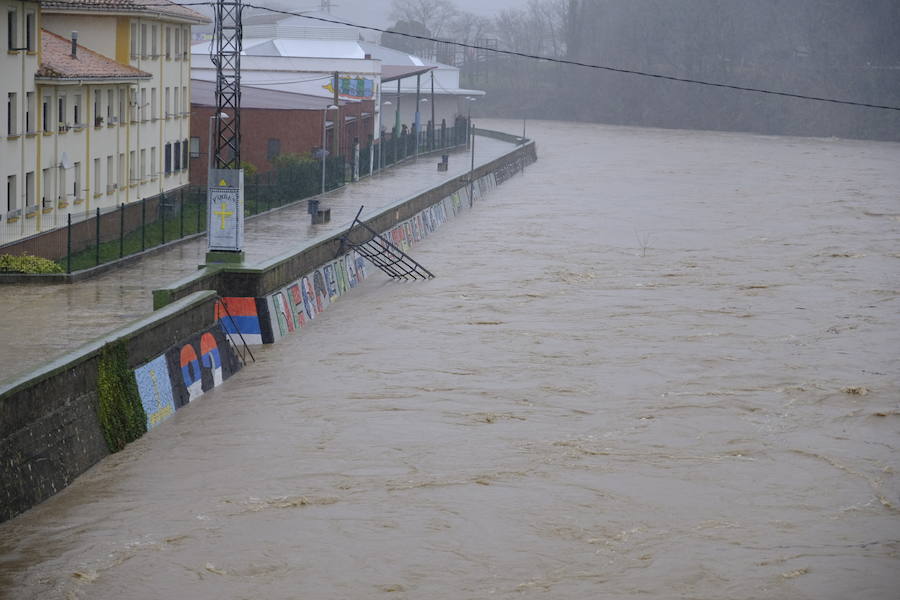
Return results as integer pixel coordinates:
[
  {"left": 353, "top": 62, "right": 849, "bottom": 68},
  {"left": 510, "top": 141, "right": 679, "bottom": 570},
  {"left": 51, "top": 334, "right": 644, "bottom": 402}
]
[{"left": 307, "top": 198, "right": 319, "bottom": 215}]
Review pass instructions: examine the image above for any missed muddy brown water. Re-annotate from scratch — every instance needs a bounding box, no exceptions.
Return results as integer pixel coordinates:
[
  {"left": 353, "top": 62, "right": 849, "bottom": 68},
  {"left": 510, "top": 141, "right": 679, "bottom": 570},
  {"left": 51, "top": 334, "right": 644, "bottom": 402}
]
[{"left": 1, "top": 120, "right": 898, "bottom": 599}]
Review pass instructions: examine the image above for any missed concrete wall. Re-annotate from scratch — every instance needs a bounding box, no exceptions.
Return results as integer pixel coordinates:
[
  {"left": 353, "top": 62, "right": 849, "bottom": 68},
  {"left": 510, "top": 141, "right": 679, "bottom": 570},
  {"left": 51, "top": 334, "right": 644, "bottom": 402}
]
[
  {"left": 0, "top": 290, "right": 238, "bottom": 522},
  {"left": 154, "top": 137, "right": 536, "bottom": 310}
]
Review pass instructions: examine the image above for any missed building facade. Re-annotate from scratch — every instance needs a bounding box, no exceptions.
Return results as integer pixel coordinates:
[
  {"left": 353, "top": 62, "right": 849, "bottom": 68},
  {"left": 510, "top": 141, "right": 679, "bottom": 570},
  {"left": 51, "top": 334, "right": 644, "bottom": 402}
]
[{"left": 1, "top": 0, "right": 208, "bottom": 246}]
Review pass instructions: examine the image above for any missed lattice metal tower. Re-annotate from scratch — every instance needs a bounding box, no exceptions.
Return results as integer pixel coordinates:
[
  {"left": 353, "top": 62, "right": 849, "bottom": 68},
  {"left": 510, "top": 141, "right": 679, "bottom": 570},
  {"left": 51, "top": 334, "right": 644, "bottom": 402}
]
[{"left": 210, "top": 0, "right": 243, "bottom": 169}]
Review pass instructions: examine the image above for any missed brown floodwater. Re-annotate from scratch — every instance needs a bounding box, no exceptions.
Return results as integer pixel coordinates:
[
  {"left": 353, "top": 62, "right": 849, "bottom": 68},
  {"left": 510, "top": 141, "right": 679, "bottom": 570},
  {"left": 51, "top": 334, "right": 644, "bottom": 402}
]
[{"left": 1, "top": 120, "right": 898, "bottom": 599}]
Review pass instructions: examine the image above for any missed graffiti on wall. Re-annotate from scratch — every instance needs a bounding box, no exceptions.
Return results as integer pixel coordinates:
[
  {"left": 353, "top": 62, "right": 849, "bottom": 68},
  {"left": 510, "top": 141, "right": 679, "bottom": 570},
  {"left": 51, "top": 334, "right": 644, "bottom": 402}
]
[{"left": 133, "top": 323, "right": 241, "bottom": 430}]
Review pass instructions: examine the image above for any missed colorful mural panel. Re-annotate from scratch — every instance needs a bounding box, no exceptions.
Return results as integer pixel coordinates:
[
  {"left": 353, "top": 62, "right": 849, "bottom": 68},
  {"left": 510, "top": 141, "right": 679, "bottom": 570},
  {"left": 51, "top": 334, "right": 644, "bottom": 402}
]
[
  {"left": 134, "top": 355, "right": 176, "bottom": 430},
  {"left": 215, "top": 297, "right": 264, "bottom": 346},
  {"left": 165, "top": 324, "right": 240, "bottom": 408}
]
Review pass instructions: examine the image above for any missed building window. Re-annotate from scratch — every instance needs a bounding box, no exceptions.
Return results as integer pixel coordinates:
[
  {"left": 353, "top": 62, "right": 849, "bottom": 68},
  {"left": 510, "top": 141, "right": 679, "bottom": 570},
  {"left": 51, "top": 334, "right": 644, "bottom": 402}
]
[
  {"left": 7, "top": 9, "right": 17, "bottom": 51},
  {"left": 164, "top": 143, "right": 171, "bottom": 174},
  {"left": 140, "top": 88, "right": 147, "bottom": 121},
  {"left": 42, "top": 95, "right": 52, "bottom": 133},
  {"left": 73, "top": 94, "right": 82, "bottom": 126},
  {"left": 93, "top": 92, "right": 101, "bottom": 126},
  {"left": 118, "top": 89, "right": 125, "bottom": 123},
  {"left": 107, "top": 89, "right": 114, "bottom": 122},
  {"left": 164, "top": 87, "right": 170, "bottom": 117},
  {"left": 57, "top": 167, "right": 66, "bottom": 203},
  {"left": 25, "top": 171, "right": 34, "bottom": 207},
  {"left": 129, "top": 150, "right": 135, "bottom": 184},
  {"left": 140, "top": 149, "right": 146, "bottom": 181},
  {"left": 175, "top": 140, "right": 183, "bottom": 171},
  {"left": 118, "top": 153, "right": 124, "bottom": 188},
  {"left": 106, "top": 155, "right": 113, "bottom": 193},
  {"left": 41, "top": 168, "right": 50, "bottom": 207},
  {"left": 6, "top": 175, "right": 16, "bottom": 212},
  {"left": 267, "top": 138, "right": 281, "bottom": 160},
  {"left": 25, "top": 92, "right": 33, "bottom": 132},
  {"left": 182, "top": 140, "right": 189, "bottom": 169},
  {"left": 182, "top": 27, "right": 189, "bottom": 59},
  {"left": 151, "top": 24, "right": 158, "bottom": 57},
  {"left": 150, "top": 146, "right": 157, "bottom": 179},
  {"left": 73, "top": 162, "right": 80, "bottom": 202},
  {"left": 92, "top": 158, "right": 101, "bottom": 197},
  {"left": 182, "top": 86, "right": 188, "bottom": 113},
  {"left": 57, "top": 95, "right": 66, "bottom": 130},
  {"left": 25, "top": 11, "right": 35, "bottom": 52},
  {"left": 129, "top": 89, "right": 136, "bottom": 122},
  {"left": 140, "top": 23, "right": 148, "bottom": 58},
  {"left": 7, "top": 92, "right": 17, "bottom": 135},
  {"left": 130, "top": 22, "right": 138, "bottom": 58},
  {"left": 150, "top": 87, "right": 156, "bottom": 120},
  {"left": 190, "top": 136, "right": 200, "bottom": 158},
  {"left": 173, "top": 27, "right": 180, "bottom": 60},
  {"left": 173, "top": 87, "right": 179, "bottom": 117},
  {"left": 165, "top": 26, "right": 171, "bottom": 59}
]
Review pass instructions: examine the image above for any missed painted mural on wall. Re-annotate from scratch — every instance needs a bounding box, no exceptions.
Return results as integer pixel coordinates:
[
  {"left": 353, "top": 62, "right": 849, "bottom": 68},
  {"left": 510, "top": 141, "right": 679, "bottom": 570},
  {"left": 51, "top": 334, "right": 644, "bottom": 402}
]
[
  {"left": 134, "top": 323, "right": 242, "bottom": 430},
  {"left": 211, "top": 157, "right": 527, "bottom": 350},
  {"left": 323, "top": 77, "right": 375, "bottom": 100}
]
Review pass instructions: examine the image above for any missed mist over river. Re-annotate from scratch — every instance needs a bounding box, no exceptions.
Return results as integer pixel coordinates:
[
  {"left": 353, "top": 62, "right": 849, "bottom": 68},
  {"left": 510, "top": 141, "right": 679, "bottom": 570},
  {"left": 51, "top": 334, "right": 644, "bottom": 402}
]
[{"left": 1, "top": 120, "right": 898, "bottom": 599}]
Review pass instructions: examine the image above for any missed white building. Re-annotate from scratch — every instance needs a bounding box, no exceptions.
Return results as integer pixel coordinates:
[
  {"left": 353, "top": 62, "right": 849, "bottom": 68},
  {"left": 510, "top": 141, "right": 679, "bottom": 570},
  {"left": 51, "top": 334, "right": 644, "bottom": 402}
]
[
  {"left": 1, "top": 0, "right": 208, "bottom": 245},
  {"left": 192, "top": 10, "right": 483, "bottom": 144}
]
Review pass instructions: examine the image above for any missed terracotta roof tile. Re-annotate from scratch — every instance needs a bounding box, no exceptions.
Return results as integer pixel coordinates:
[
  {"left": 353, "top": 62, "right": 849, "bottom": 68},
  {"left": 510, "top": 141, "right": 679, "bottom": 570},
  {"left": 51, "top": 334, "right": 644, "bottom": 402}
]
[
  {"left": 36, "top": 30, "right": 152, "bottom": 80},
  {"left": 41, "top": 0, "right": 210, "bottom": 24}
]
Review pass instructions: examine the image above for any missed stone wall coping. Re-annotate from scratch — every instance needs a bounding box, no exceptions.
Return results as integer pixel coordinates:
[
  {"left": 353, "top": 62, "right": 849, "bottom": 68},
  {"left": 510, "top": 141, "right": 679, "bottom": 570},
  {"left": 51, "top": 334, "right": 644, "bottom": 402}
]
[{"left": 0, "top": 290, "right": 217, "bottom": 399}]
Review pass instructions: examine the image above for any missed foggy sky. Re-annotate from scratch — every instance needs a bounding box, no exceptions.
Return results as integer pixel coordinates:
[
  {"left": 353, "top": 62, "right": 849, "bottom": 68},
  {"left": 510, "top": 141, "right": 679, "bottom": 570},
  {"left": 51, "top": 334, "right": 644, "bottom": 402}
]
[{"left": 270, "top": 0, "right": 522, "bottom": 29}]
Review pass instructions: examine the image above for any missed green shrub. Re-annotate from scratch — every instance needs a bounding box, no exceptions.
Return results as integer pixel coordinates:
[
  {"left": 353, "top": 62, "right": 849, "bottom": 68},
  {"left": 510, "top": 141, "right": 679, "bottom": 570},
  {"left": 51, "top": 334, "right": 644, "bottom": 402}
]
[
  {"left": 0, "top": 253, "right": 64, "bottom": 274},
  {"left": 97, "top": 341, "right": 147, "bottom": 452}
]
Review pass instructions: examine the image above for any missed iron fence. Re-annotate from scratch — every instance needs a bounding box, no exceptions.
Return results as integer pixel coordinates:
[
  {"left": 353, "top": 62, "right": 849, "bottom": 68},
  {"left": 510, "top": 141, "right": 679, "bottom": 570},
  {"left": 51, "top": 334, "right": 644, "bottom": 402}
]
[{"left": 1, "top": 120, "right": 469, "bottom": 275}]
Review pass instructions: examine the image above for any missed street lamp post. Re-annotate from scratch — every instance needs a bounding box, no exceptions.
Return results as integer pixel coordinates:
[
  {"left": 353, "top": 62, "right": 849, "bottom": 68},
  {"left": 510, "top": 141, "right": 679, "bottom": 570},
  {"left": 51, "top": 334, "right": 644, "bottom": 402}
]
[
  {"left": 380, "top": 100, "right": 392, "bottom": 171},
  {"left": 465, "top": 97, "right": 476, "bottom": 150},
  {"left": 321, "top": 104, "right": 338, "bottom": 195},
  {"left": 419, "top": 98, "right": 429, "bottom": 155},
  {"left": 207, "top": 111, "right": 230, "bottom": 184}
]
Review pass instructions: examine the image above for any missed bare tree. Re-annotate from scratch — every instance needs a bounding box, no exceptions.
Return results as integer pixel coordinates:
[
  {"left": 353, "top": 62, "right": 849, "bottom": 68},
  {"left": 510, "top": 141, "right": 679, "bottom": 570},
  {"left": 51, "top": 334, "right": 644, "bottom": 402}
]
[{"left": 390, "top": 0, "right": 459, "bottom": 39}]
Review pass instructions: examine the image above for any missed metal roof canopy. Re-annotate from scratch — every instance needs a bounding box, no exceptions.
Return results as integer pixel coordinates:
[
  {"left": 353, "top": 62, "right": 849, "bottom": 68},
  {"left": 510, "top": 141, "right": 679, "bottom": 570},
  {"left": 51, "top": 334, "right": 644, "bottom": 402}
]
[{"left": 381, "top": 65, "right": 435, "bottom": 83}]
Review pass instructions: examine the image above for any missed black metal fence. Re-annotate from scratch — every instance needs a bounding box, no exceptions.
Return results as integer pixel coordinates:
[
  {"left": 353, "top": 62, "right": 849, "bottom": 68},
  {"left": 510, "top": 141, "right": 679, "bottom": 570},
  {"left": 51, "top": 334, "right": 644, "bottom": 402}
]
[{"left": 1, "top": 119, "right": 469, "bottom": 274}]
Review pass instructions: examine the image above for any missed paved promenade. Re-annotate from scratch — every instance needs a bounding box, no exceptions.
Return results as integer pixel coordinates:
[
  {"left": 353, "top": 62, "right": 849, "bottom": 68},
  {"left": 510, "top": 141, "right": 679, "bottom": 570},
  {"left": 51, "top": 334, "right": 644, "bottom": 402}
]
[{"left": 0, "top": 136, "right": 518, "bottom": 381}]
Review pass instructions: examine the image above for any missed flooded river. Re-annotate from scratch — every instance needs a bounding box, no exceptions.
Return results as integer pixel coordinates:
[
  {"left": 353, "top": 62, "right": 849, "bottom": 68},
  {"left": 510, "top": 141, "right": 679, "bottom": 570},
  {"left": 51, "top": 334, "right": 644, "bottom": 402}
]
[{"left": 1, "top": 120, "right": 898, "bottom": 599}]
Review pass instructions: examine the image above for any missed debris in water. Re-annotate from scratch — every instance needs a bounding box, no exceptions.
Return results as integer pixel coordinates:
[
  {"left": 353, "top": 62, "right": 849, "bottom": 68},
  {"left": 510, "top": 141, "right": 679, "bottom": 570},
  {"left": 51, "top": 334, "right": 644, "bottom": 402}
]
[
  {"left": 72, "top": 570, "right": 98, "bottom": 582},
  {"left": 781, "top": 567, "right": 809, "bottom": 579},
  {"left": 205, "top": 563, "right": 227, "bottom": 575},
  {"left": 842, "top": 386, "right": 869, "bottom": 396}
]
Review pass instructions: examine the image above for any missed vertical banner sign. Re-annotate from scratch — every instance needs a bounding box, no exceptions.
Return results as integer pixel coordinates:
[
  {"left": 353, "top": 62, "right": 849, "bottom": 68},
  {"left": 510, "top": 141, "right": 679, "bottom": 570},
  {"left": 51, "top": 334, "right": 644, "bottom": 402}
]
[{"left": 207, "top": 169, "right": 244, "bottom": 252}]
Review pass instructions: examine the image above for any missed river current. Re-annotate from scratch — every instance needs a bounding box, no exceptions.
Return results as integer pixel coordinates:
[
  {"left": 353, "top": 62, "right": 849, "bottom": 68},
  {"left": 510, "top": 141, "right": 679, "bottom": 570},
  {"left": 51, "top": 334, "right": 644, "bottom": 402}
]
[{"left": 1, "top": 120, "right": 898, "bottom": 599}]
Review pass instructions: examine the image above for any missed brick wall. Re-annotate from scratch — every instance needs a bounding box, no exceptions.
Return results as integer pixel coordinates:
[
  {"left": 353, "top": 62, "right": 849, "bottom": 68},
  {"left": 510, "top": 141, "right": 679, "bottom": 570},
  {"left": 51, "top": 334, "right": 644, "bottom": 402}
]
[{"left": 190, "top": 101, "right": 375, "bottom": 187}]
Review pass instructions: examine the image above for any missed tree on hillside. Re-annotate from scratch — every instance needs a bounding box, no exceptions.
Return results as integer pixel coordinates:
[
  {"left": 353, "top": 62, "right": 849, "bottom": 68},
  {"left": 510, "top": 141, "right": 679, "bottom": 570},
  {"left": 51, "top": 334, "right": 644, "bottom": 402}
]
[{"left": 389, "top": 0, "right": 458, "bottom": 39}]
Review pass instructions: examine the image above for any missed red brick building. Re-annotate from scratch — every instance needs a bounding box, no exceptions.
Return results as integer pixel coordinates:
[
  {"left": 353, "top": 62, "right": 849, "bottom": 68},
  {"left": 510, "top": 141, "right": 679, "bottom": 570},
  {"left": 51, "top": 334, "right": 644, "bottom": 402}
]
[{"left": 189, "top": 79, "right": 374, "bottom": 186}]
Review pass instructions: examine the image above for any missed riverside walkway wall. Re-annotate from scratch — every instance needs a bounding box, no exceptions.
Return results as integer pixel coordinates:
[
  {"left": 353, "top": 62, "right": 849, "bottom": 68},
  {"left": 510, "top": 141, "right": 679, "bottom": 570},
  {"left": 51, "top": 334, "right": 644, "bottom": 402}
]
[{"left": 0, "top": 133, "right": 535, "bottom": 523}]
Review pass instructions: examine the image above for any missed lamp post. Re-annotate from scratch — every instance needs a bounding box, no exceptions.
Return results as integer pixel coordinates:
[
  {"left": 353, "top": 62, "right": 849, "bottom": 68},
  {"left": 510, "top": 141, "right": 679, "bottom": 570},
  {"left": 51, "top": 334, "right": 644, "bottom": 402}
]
[
  {"left": 321, "top": 104, "right": 338, "bottom": 195},
  {"left": 465, "top": 97, "right": 476, "bottom": 150},
  {"left": 207, "top": 111, "right": 229, "bottom": 185},
  {"left": 380, "top": 100, "right": 391, "bottom": 171},
  {"left": 419, "top": 98, "right": 430, "bottom": 154}
]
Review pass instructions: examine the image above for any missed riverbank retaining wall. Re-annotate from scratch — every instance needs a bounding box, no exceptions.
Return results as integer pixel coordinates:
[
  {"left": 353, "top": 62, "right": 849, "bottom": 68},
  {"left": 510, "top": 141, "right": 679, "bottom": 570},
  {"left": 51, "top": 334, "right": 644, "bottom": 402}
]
[
  {"left": 0, "top": 292, "right": 243, "bottom": 522},
  {"left": 0, "top": 132, "right": 535, "bottom": 523}
]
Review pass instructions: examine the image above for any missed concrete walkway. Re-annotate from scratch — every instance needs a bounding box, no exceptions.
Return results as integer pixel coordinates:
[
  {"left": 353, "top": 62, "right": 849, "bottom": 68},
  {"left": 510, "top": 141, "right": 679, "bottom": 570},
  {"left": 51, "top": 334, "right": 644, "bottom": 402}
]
[{"left": 0, "top": 136, "right": 519, "bottom": 381}]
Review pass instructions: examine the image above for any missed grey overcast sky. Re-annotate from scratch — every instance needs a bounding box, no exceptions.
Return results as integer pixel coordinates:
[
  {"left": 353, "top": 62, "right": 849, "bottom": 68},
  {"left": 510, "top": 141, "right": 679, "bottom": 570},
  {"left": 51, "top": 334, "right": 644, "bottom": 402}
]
[{"left": 316, "top": 0, "right": 523, "bottom": 29}]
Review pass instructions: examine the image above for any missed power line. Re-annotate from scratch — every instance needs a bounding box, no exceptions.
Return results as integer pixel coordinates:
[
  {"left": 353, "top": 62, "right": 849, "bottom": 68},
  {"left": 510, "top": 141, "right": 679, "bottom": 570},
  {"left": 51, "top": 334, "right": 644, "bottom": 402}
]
[{"left": 44, "top": 0, "right": 900, "bottom": 112}]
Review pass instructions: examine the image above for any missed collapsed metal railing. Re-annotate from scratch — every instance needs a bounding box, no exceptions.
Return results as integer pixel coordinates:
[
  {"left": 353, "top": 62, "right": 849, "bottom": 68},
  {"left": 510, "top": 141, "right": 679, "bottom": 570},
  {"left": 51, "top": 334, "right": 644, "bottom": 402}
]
[{"left": 339, "top": 206, "right": 435, "bottom": 281}]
